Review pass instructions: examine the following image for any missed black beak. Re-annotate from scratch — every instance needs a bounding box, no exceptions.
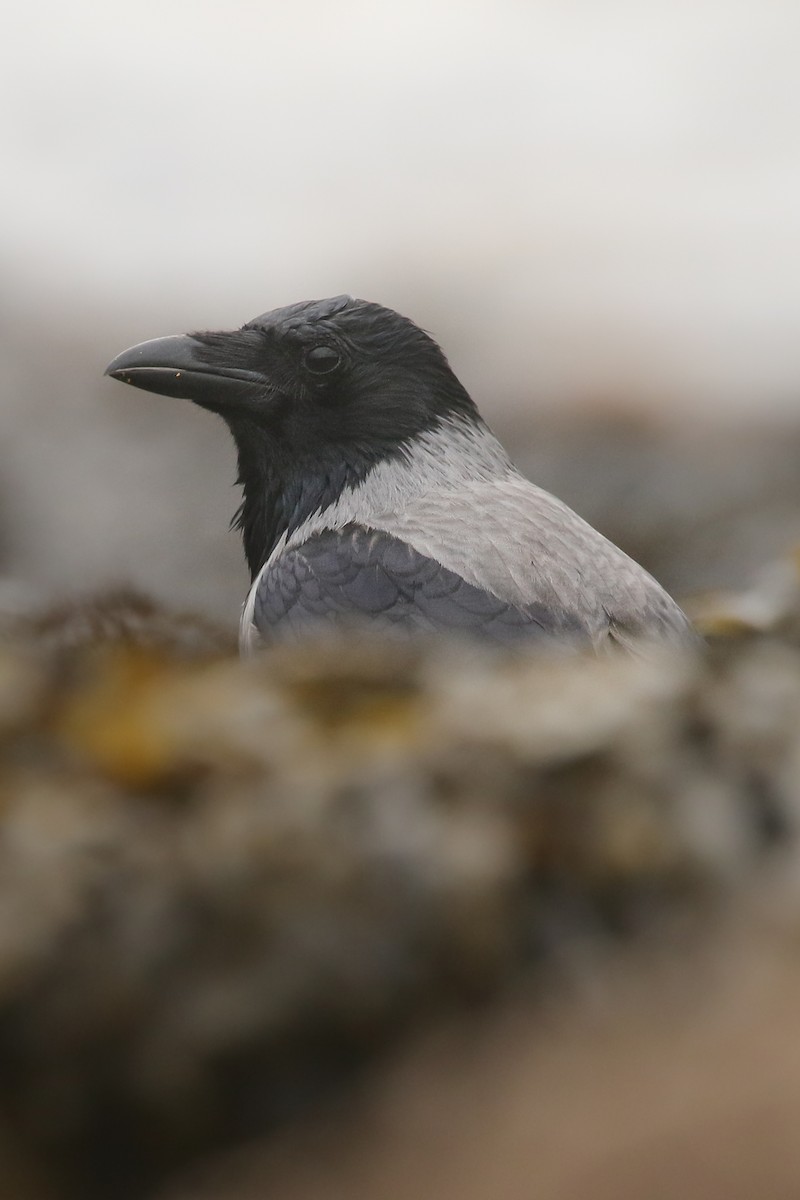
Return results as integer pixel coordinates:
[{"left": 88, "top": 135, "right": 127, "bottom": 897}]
[{"left": 105, "top": 333, "right": 266, "bottom": 410}]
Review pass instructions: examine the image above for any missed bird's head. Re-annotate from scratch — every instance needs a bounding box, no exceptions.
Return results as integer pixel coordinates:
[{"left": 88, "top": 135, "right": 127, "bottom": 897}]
[
  {"left": 106, "top": 295, "right": 478, "bottom": 454},
  {"left": 106, "top": 297, "right": 482, "bottom": 574}
]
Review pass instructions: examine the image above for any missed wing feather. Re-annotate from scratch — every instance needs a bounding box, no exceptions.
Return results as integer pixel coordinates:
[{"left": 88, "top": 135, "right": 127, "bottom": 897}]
[{"left": 250, "top": 524, "right": 584, "bottom": 646}]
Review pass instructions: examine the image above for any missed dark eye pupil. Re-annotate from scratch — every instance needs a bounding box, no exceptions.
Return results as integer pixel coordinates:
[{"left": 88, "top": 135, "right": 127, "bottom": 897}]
[{"left": 305, "top": 346, "right": 341, "bottom": 375}]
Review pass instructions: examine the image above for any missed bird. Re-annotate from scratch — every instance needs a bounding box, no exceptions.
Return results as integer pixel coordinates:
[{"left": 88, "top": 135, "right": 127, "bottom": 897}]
[{"left": 106, "top": 295, "right": 694, "bottom": 654}]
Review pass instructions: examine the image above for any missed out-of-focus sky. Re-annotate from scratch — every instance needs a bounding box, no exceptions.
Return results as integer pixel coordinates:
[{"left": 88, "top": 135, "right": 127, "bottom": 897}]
[
  {"left": 1, "top": 1, "right": 799, "bottom": 619},
  {"left": 3, "top": 0, "right": 800, "bottom": 406}
]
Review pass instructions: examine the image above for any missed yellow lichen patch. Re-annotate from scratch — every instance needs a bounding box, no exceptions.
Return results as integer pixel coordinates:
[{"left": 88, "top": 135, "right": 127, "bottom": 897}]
[
  {"left": 691, "top": 611, "right": 760, "bottom": 639},
  {"left": 53, "top": 646, "right": 204, "bottom": 787},
  {"left": 264, "top": 635, "right": 430, "bottom": 754},
  {"left": 286, "top": 675, "right": 423, "bottom": 741}
]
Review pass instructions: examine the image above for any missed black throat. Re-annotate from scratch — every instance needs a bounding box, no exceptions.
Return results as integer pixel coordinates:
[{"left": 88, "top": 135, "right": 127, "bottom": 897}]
[{"left": 228, "top": 418, "right": 389, "bottom": 579}]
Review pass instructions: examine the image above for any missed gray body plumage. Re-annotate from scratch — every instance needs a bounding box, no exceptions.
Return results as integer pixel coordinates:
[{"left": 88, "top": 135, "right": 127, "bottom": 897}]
[
  {"left": 241, "top": 416, "right": 691, "bottom": 654},
  {"left": 105, "top": 295, "right": 694, "bottom": 655}
]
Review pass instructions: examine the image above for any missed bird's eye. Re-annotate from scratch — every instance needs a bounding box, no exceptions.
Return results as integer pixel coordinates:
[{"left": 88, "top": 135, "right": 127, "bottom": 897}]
[{"left": 304, "top": 345, "right": 341, "bottom": 375}]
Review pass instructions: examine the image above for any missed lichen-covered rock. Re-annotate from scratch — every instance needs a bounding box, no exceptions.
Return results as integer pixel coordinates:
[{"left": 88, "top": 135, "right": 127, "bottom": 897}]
[{"left": 0, "top": 581, "right": 799, "bottom": 1198}]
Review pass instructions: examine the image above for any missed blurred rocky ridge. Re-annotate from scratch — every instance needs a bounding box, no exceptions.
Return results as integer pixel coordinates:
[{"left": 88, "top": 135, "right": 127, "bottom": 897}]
[{"left": 1, "top": 565, "right": 800, "bottom": 1198}]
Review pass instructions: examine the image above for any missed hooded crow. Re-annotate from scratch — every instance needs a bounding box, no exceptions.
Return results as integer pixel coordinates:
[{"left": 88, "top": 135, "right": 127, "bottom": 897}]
[{"left": 106, "top": 296, "right": 694, "bottom": 654}]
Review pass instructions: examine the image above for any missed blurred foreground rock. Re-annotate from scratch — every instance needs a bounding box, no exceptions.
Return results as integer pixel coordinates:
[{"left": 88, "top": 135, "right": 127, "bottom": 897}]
[
  {"left": 161, "top": 910, "right": 800, "bottom": 1200},
  {"left": 0, "top": 576, "right": 800, "bottom": 1198}
]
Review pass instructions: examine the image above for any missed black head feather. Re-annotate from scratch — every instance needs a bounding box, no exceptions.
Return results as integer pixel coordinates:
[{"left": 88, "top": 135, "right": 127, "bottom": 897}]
[
  {"left": 189, "top": 297, "right": 481, "bottom": 576},
  {"left": 108, "top": 297, "right": 483, "bottom": 578}
]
